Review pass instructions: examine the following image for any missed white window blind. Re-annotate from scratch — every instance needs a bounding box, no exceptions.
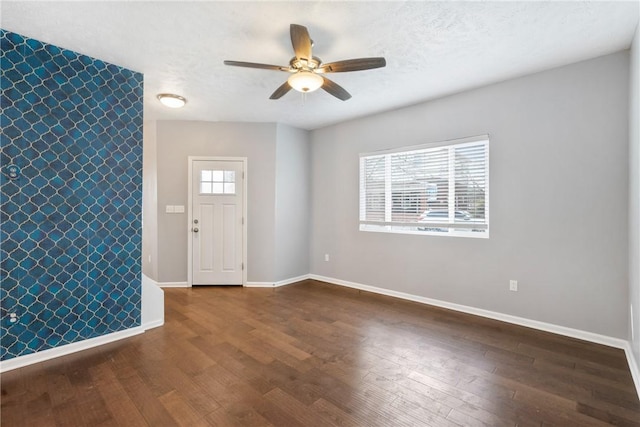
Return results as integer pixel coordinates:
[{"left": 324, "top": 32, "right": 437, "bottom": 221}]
[{"left": 359, "top": 135, "right": 489, "bottom": 237}]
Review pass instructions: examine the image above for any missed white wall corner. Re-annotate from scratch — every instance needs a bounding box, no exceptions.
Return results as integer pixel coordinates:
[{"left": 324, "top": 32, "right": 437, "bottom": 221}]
[
  {"left": 628, "top": 18, "right": 640, "bottom": 400},
  {"left": 275, "top": 274, "right": 311, "bottom": 287},
  {"left": 142, "top": 273, "right": 165, "bottom": 329}
]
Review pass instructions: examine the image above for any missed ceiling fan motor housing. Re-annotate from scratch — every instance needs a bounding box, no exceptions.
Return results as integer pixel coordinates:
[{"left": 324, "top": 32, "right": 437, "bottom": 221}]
[{"left": 289, "top": 56, "right": 322, "bottom": 71}]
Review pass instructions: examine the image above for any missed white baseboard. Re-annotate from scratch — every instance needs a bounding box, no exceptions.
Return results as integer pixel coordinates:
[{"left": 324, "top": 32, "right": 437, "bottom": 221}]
[
  {"left": 245, "top": 274, "right": 310, "bottom": 288},
  {"left": 0, "top": 326, "right": 145, "bottom": 373},
  {"left": 623, "top": 343, "right": 640, "bottom": 399},
  {"left": 143, "top": 319, "right": 165, "bottom": 329},
  {"left": 309, "top": 273, "right": 639, "bottom": 399},
  {"left": 308, "top": 274, "right": 628, "bottom": 349},
  {"left": 157, "top": 281, "right": 189, "bottom": 288},
  {"left": 1, "top": 274, "right": 165, "bottom": 373},
  {"left": 275, "top": 274, "right": 311, "bottom": 287},
  {"left": 245, "top": 281, "right": 276, "bottom": 287}
]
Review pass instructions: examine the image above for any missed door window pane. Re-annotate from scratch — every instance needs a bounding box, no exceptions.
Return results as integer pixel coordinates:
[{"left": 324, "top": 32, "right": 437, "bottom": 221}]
[
  {"left": 212, "top": 170, "right": 224, "bottom": 182},
  {"left": 201, "top": 182, "right": 213, "bottom": 194},
  {"left": 200, "top": 169, "right": 237, "bottom": 194},
  {"left": 211, "top": 183, "right": 223, "bottom": 193}
]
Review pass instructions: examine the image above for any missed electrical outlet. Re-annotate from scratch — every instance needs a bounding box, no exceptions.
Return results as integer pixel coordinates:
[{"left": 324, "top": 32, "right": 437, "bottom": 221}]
[
  {"left": 324, "top": 254, "right": 330, "bottom": 262},
  {"left": 509, "top": 280, "right": 518, "bottom": 292}
]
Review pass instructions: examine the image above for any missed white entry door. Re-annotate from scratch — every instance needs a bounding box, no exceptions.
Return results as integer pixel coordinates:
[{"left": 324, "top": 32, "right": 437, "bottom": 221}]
[{"left": 191, "top": 159, "right": 244, "bottom": 285}]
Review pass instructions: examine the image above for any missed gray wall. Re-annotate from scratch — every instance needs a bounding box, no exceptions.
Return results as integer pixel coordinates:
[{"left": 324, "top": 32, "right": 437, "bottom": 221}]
[
  {"left": 629, "top": 26, "right": 640, "bottom": 367},
  {"left": 274, "top": 124, "right": 311, "bottom": 282},
  {"left": 156, "top": 121, "right": 277, "bottom": 283},
  {"left": 310, "top": 52, "right": 630, "bottom": 338}
]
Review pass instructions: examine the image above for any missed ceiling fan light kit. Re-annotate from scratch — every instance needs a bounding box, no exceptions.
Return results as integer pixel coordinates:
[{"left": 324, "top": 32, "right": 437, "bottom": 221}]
[
  {"left": 224, "top": 24, "right": 386, "bottom": 101},
  {"left": 157, "top": 93, "right": 187, "bottom": 108}
]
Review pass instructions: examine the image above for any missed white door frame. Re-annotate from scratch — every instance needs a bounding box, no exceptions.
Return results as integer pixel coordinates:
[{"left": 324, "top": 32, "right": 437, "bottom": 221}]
[{"left": 187, "top": 156, "right": 248, "bottom": 286}]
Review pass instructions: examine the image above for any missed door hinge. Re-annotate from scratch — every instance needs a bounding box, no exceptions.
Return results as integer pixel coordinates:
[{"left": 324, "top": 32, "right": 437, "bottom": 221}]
[
  {"left": 242, "top": 171, "right": 245, "bottom": 179},
  {"left": 241, "top": 263, "right": 244, "bottom": 271},
  {"left": 242, "top": 217, "right": 244, "bottom": 225}
]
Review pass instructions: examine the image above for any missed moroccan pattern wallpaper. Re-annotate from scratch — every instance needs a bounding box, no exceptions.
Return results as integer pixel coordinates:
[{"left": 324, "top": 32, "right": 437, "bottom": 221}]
[{"left": 1, "top": 30, "right": 143, "bottom": 360}]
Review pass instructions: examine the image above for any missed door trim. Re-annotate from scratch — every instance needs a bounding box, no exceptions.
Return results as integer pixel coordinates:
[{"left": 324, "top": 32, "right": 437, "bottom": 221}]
[{"left": 187, "top": 156, "right": 247, "bottom": 286}]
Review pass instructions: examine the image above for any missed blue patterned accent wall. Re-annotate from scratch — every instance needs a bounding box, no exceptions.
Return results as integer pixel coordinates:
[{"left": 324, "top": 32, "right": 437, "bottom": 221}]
[{"left": 0, "top": 30, "right": 143, "bottom": 360}]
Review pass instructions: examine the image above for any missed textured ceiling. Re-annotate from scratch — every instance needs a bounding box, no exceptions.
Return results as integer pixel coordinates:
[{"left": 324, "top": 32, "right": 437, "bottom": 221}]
[{"left": 2, "top": 1, "right": 639, "bottom": 130}]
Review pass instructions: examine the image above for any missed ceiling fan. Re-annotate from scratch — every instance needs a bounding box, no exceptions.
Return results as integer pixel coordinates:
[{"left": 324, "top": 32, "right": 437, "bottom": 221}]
[{"left": 224, "top": 24, "right": 386, "bottom": 101}]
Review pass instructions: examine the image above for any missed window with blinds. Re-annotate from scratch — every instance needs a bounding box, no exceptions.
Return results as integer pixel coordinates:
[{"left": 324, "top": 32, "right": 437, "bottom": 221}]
[{"left": 359, "top": 135, "right": 489, "bottom": 237}]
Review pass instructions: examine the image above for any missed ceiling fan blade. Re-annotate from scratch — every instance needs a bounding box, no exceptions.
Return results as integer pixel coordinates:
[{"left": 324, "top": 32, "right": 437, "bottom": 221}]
[
  {"left": 317, "top": 57, "right": 386, "bottom": 73},
  {"left": 224, "top": 60, "right": 289, "bottom": 71},
  {"left": 269, "top": 81, "right": 292, "bottom": 99},
  {"left": 321, "top": 77, "right": 351, "bottom": 101},
  {"left": 290, "top": 24, "right": 312, "bottom": 61}
]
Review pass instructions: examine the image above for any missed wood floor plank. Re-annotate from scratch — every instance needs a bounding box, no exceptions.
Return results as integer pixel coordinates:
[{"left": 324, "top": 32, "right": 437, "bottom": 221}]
[
  {"left": 158, "top": 390, "right": 207, "bottom": 427},
  {"left": 249, "top": 327, "right": 312, "bottom": 361},
  {"left": 263, "top": 387, "right": 334, "bottom": 427},
  {"left": 88, "top": 362, "right": 149, "bottom": 427},
  {"left": 310, "top": 397, "right": 367, "bottom": 427},
  {"left": 118, "top": 372, "right": 180, "bottom": 427},
  {"left": 193, "top": 364, "right": 278, "bottom": 427},
  {"left": 2, "top": 279, "right": 638, "bottom": 426}
]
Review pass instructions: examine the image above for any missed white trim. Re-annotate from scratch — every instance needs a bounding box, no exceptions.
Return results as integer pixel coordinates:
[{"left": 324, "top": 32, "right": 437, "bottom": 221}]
[
  {"left": 623, "top": 342, "right": 640, "bottom": 399},
  {"left": 276, "top": 274, "right": 311, "bottom": 287},
  {"left": 141, "top": 274, "right": 165, "bottom": 329},
  {"left": 245, "top": 274, "right": 310, "bottom": 288},
  {"left": 0, "top": 326, "right": 145, "bottom": 373},
  {"left": 244, "top": 281, "right": 276, "bottom": 287},
  {"left": 359, "top": 134, "right": 489, "bottom": 157},
  {"left": 187, "top": 157, "right": 194, "bottom": 287},
  {"left": 359, "top": 138, "right": 489, "bottom": 239},
  {"left": 308, "top": 274, "right": 628, "bottom": 349},
  {"left": 157, "top": 281, "right": 190, "bottom": 288},
  {"left": 187, "top": 156, "right": 248, "bottom": 286},
  {"left": 311, "top": 273, "right": 639, "bottom": 399},
  {"left": 1, "top": 274, "right": 165, "bottom": 373},
  {"left": 144, "top": 319, "right": 165, "bottom": 329}
]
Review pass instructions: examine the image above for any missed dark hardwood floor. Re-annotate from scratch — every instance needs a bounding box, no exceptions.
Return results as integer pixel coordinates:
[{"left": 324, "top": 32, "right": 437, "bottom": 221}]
[{"left": 1, "top": 279, "right": 639, "bottom": 426}]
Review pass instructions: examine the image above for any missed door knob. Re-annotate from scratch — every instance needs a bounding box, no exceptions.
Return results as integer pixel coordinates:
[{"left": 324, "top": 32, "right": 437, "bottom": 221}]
[{"left": 193, "top": 228, "right": 199, "bottom": 233}]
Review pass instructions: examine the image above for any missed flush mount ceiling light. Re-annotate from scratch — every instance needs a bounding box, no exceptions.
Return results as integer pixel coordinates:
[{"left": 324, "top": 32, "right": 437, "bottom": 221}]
[
  {"left": 157, "top": 93, "right": 187, "bottom": 108},
  {"left": 287, "top": 70, "right": 324, "bottom": 93}
]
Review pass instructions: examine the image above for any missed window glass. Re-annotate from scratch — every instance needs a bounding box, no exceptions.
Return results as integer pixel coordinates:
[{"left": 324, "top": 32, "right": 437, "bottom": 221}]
[
  {"left": 359, "top": 136, "right": 489, "bottom": 237},
  {"left": 200, "top": 169, "right": 237, "bottom": 194}
]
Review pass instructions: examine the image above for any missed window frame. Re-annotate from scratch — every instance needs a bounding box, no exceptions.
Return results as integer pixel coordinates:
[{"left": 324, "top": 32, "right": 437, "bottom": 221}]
[{"left": 359, "top": 134, "right": 490, "bottom": 238}]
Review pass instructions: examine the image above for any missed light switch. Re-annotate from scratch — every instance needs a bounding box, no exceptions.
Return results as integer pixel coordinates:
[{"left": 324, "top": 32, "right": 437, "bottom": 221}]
[
  {"left": 165, "top": 205, "right": 175, "bottom": 213},
  {"left": 174, "top": 205, "right": 185, "bottom": 213}
]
